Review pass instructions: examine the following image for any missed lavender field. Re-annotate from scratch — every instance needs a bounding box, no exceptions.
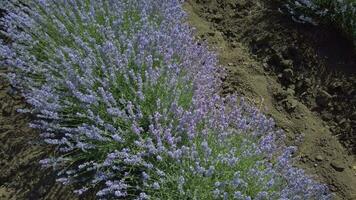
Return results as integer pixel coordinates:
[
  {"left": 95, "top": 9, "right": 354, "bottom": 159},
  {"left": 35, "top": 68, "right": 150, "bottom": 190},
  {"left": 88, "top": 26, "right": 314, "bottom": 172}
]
[{"left": 0, "top": 0, "right": 355, "bottom": 199}]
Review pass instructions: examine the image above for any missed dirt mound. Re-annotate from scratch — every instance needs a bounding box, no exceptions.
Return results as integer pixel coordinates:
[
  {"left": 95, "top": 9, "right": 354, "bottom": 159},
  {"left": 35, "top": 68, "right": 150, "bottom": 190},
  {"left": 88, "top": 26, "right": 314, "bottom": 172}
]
[{"left": 184, "top": 0, "right": 356, "bottom": 199}]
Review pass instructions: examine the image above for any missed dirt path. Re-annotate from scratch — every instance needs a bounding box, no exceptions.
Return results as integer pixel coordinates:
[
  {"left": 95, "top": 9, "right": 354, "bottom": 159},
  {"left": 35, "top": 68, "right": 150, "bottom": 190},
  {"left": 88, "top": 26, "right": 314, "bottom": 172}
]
[{"left": 184, "top": 0, "right": 356, "bottom": 199}]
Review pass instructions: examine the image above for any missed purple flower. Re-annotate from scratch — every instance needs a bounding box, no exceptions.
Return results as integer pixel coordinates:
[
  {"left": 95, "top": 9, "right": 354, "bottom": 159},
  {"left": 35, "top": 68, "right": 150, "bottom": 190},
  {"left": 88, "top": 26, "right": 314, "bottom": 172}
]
[{"left": 152, "top": 182, "right": 160, "bottom": 190}]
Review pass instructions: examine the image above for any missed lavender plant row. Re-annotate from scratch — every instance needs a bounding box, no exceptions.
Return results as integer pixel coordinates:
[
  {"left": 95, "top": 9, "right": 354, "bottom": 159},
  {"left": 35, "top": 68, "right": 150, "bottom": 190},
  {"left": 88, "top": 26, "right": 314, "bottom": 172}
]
[
  {"left": 282, "top": 0, "right": 356, "bottom": 45},
  {"left": 0, "top": 0, "right": 332, "bottom": 199}
]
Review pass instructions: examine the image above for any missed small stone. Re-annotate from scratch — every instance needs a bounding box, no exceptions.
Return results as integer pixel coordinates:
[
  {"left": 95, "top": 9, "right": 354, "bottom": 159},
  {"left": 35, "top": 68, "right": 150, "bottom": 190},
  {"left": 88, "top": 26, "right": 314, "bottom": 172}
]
[
  {"left": 286, "top": 88, "right": 295, "bottom": 96},
  {"left": 282, "top": 68, "right": 294, "bottom": 81},
  {"left": 274, "top": 89, "right": 288, "bottom": 101},
  {"left": 211, "top": 14, "right": 223, "bottom": 22},
  {"left": 281, "top": 59, "right": 293, "bottom": 68},
  {"left": 1, "top": 103, "right": 12, "bottom": 116},
  {"left": 231, "top": 41, "right": 238, "bottom": 48},
  {"left": 315, "top": 155, "right": 323, "bottom": 161},
  {"left": 227, "top": 63, "right": 234, "bottom": 66},
  {"left": 321, "top": 111, "right": 333, "bottom": 121},
  {"left": 329, "top": 184, "right": 338, "bottom": 192},
  {"left": 284, "top": 97, "right": 298, "bottom": 111},
  {"left": 304, "top": 78, "right": 312, "bottom": 86},
  {"left": 316, "top": 90, "right": 332, "bottom": 107},
  {"left": 330, "top": 161, "right": 345, "bottom": 172},
  {"left": 288, "top": 84, "right": 296, "bottom": 90},
  {"left": 338, "top": 118, "right": 346, "bottom": 125},
  {"left": 350, "top": 112, "right": 356, "bottom": 120},
  {"left": 300, "top": 155, "right": 307, "bottom": 163},
  {"left": 208, "top": 31, "right": 215, "bottom": 36},
  {"left": 262, "top": 62, "right": 269, "bottom": 69},
  {"left": 295, "top": 80, "right": 303, "bottom": 89}
]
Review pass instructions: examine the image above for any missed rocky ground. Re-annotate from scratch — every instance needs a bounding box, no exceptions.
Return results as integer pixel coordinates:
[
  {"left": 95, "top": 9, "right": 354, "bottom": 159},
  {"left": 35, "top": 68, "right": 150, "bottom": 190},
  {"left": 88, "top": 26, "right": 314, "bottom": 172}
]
[
  {"left": 184, "top": 0, "right": 356, "bottom": 199},
  {"left": 0, "top": 1, "right": 355, "bottom": 199}
]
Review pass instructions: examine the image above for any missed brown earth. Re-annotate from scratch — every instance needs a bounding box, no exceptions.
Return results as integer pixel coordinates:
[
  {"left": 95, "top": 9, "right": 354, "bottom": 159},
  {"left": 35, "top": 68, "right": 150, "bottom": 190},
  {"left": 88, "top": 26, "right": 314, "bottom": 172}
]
[{"left": 184, "top": 0, "right": 356, "bottom": 199}]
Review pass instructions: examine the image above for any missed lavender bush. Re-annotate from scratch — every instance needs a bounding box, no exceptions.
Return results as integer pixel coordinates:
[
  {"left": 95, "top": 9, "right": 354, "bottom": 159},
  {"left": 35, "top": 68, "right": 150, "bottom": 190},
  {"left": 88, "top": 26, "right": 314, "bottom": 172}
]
[
  {"left": 282, "top": 0, "right": 356, "bottom": 45},
  {"left": 1, "top": 0, "right": 332, "bottom": 199}
]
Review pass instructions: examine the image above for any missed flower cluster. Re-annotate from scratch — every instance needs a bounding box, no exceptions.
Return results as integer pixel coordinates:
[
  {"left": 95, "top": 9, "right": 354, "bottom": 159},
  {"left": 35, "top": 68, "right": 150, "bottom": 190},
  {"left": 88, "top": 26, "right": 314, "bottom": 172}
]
[
  {"left": 282, "top": 0, "right": 356, "bottom": 45},
  {"left": 1, "top": 0, "right": 332, "bottom": 199}
]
